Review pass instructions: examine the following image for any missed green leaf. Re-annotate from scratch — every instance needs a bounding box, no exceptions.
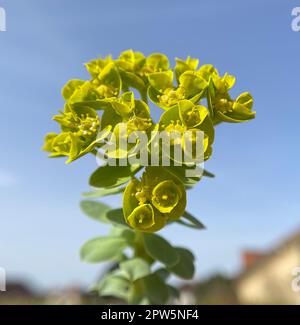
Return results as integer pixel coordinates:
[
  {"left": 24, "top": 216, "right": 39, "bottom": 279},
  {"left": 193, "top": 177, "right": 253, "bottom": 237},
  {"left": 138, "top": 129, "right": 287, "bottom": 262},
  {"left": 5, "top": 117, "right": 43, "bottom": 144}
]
[
  {"left": 109, "top": 228, "right": 135, "bottom": 247},
  {"left": 236, "top": 92, "right": 253, "bottom": 110},
  {"left": 175, "top": 57, "right": 199, "bottom": 82},
  {"left": 206, "top": 79, "right": 215, "bottom": 118},
  {"left": 106, "top": 208, "right": 130, "bottom": 228},
  {"left": 89, "top": 164, "right": 141, "bottom": 188},
  {"left": 146, "top": 53, "right": 170, "bottom": 71},
  {"left": 148, "top": 70, "right": 173, "bottom": 91},
  {"left": 80, "top": 236, "right": 128, "bottom": 263},
  {"left": 98, "top": 62, "right": 122, "bottom": 95},
  {"left": 162, "top": 165, "right": 202, "bottom": 186},
  {"left": 72, "top": 99, "right": 113, "bottom": 111},
  {"left": 203, "top": 169, "right": 215, "bottom": 178},
  {"left": 143, "top": 273, "right": 169, "bottom": 304},
  {"left": 154, "top": 268, "right": 170, "bottom": 281},
  {"left": 143, "top": 233, "right": 179, "bottom": 267},
  {"left": 80, "top": 200, "right": 111, "bottom": 223},
  {"left": 165, "top": 166, "right": 214, "bottom": 184},
  {"left": 179, "top": 71, "right": 207, "bottom": 98},
  {"left": 99, "top": 274, "right": 130, "bottom": 300},
  {"left": 62, "top": 79, "right": 85, "bottom": 100},
  {"left": 168, "top": 247, "right": 195, "bottom": 279},
  {"left": 82, "top": 186, "right": 125, "bottom": 198},
  {"left": 100, "top": 106, "right": 122, "bottom": 129},
  {"left": 120, "top": 258, "right": 151, "bottom": 282},
  {"left": 118, "top": 68, "right": 146, "bottom": 92},
  {"left": 181, "top": 211, "right": 206, "bottom": 229}
]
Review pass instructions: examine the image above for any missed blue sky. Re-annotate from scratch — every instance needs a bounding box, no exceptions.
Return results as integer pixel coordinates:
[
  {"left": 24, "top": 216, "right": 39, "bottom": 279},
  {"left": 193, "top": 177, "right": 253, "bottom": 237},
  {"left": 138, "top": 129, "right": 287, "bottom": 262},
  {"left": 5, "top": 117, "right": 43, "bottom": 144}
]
[{"left": 0, "top": 0, "right": 300, "bottom": 290}]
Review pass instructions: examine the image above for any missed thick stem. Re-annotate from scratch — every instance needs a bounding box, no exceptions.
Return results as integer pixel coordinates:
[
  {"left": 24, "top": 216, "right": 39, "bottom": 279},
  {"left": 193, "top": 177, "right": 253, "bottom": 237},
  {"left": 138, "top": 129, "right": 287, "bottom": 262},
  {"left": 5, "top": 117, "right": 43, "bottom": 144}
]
[
  {"left": 133, "top": 232, "right": 153, "bottom": 264},
  {"left": 128, "top": 232, "right": 153, "bottom": 304}
]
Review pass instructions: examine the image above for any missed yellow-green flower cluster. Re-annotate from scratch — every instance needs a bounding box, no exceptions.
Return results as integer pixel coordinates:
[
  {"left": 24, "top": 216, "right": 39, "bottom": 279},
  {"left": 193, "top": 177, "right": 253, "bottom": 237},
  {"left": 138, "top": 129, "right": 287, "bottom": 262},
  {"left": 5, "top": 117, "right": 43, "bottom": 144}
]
[
  {"left": 43, "top": 106, "right": 100, "bottom": 163},
  {"left": 198, "top": 64, "right": 255, "bottom": 123},
  {"left": 43, "top": 50, "right": 255, "bottom": 232}
]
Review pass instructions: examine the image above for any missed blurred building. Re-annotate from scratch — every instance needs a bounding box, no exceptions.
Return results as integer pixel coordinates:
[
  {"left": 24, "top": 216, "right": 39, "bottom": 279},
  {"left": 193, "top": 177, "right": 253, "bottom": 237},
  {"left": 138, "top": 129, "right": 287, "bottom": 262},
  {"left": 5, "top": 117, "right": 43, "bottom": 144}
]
[
  {"left": 178, "top": 275, "right": 238, "bottom": 305},
  {"left": 235, "top": 230, "right": 300, "bottom": 304},
  {"left": 0, "top": 281, "right": 41, "bottom": 304},
  {"left": 177, "top": 229, "right": 300, "bottom": 305}
]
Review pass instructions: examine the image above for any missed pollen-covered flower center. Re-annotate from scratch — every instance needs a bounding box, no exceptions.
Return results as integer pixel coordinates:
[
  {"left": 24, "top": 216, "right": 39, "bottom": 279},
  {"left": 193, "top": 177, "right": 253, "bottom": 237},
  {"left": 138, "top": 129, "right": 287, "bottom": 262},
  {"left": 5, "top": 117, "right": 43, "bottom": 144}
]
[
  {"left": 181, "top": 107, "right": 202, "bottom": 127},
  {"left": 76, "top": 114, "right": 100, "bottom": 137},
  {"left": 213, "top": 97, "right": 233, "bottom": 114},
  {"left": 134, "top": 184, "right": 153, "bottom": 205},
  {"left": 151, "top": 180, "right": 182, "bottom": 213},
  {"left": 52, "top": 134, "right": 72, "bottom": 154},
  {"left": 127, "top": 117, "right": 152, "bottom": 133},
  {"left": 164, "top": 120, "right": 186, "bottom": 134},
  {"left": 96, "top": 84, "right": 118, "bottom": 98},
  {"left": 158, "top": 87, "right": 185, "bottom": 107},
  {"left": 162, "top": 120, "right": 186, "bottom": 146}
]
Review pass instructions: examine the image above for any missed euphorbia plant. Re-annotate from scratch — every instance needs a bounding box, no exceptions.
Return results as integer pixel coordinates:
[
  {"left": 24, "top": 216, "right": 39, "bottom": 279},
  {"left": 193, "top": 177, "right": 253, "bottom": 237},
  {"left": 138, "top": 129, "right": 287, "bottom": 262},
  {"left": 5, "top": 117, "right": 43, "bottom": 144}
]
[{"left": 43, "top": 50, "right": 255, "bottom": 304}]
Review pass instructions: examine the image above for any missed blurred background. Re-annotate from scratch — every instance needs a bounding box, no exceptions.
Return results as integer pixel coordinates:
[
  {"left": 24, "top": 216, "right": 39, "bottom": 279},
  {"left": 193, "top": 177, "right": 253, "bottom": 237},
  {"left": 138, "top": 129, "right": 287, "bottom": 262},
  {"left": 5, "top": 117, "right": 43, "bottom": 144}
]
[{"left": 0, "top": 0, "right": 300, "bottom": 304}]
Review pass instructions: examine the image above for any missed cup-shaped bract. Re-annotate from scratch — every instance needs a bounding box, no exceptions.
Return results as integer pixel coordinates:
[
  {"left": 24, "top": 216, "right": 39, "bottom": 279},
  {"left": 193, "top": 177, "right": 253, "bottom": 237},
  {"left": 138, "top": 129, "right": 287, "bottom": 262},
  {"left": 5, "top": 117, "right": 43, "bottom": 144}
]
[{"left": 123, "top": 167, "right": 186, "bottom": 232}]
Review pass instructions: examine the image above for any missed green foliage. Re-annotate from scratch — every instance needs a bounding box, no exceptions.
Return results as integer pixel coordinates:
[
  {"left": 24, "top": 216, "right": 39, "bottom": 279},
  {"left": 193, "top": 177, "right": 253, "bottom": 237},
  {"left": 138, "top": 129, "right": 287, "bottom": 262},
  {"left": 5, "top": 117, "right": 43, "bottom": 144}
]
[
  {"left": 143, "top": 233, "right": 179, "bottom": 267},
  {"left": 82, "top": 186, "right": 125, "bottom": 198},
  {"left": 43, "top": 50, "right": 255, "bottom": 304},
  {"left": 80, "top": 200, "right": 111, "bottom": 223},
  {"left": 80, "top": 236, "right": 129, "bottom": 263},
  {"left": 89, "top": 165, "right": 141, "bottom": 188},
  {"left": 120, "top": 258, "right": 151, "bottom": 282},
  {"left": 106, "top": 208, "right": 130, "bottom": 228},
  {"left": 143, "top": 273, "right": 170, "bottom": 304},
  {"left": 176, "top": 211, "right": 206, "bottom": 230},
  {"left": 168, "top": 247, "right": 195, "bottom": 279},
  {"left": 99, "top": 274, "right": 131, "bottom": 300}
]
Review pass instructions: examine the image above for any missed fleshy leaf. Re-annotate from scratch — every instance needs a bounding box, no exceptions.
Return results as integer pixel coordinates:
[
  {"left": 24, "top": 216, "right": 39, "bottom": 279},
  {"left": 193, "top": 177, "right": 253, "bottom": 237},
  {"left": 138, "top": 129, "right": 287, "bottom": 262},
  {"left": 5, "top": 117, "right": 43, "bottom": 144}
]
[
  {"left": 89, "top": 165, "right": 141, "bottom": 188},
  {"left": 106, "top": 208, "right": 130, "bottom": 228},
  {"left": 62, "top": 80, "right": 85, "bottom": 100},
  {"left": 203, "top": 169, "right": 215, "bottom": 178},
  {"left": 143, "top": 273, "right": 170, "bottom": 304},
  {"left": 146, "top": 53, "right": 169, "bottom": 72},
  {"left": 168, "top": 247, "right": 195, "bottom": 279},
  {"left": 235, "top": 92, "right": 254, "bottom": 110},
  {"left": 80, "top": 236, "right": 128, "bottom": 263},
  {"left": 118, "top": 68, "right": 146, "bottom": 92},
  {"left": 143, "top": 233, "right": 179, "bottom": 267},
  {"left": 98, "top": 62, "right": 122, "bottom": 95},
  {"left": 181, "top": 211, "right": 206, "bottom": 229},
  {"left": 99, "top": 274, "right": 130, "bottom": 300},
  {"left": 82, "top": 186, "right": 125, "bottom": 198},
  {"left": 179, "top": 71, "right": 207, "bottom": 98},
  {"left": 80, "top": 200, "right": 111, "bottom": 223},
  {"left": 148, "top": 70, "right": 173, "bottom": 91},
  {"left": 175, "top": 56, "right": 199, "bottom": 82},
  {"left": 120, "top": 258, "right": 151, "bottom": 282}
]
